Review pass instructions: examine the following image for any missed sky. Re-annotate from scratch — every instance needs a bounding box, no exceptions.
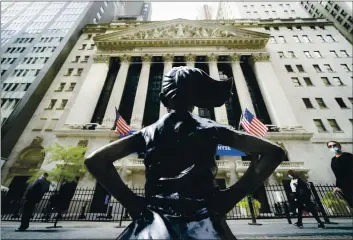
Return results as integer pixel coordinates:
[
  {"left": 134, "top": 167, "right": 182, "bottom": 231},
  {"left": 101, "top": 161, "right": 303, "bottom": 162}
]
[{"left": 151, "top": 2, "right": 205, "bottom": 21}]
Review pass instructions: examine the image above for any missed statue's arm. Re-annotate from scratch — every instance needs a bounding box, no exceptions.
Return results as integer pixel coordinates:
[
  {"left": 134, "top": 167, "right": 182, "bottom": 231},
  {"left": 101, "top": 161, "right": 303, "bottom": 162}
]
[
  {"left": 213, "top": 125, "right": 287, "bottom": 214},
  {"left": 84, "top": 132, "right": 146, "bottom": 219}
]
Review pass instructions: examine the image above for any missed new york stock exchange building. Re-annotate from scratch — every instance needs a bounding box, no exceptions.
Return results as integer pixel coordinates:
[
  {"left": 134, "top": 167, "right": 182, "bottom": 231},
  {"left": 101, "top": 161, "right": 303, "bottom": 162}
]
[{"left": 2, "top": 18, "right": 352, "bottom": 216}]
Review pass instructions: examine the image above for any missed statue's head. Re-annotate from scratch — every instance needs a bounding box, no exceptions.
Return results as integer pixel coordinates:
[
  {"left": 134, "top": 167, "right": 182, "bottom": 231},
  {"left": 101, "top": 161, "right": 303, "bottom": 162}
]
[{"left": 160, "top": 66, "right": 233, "bottom": 112}]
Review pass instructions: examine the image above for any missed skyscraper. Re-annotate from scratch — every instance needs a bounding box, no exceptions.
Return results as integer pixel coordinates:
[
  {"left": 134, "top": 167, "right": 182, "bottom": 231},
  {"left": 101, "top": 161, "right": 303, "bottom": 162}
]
[
  {"left": 1, "top": 1, "right": 133, "bottom": 160},
  {"left": 300, "top": 1, "right": 353, "bottom": 44}
]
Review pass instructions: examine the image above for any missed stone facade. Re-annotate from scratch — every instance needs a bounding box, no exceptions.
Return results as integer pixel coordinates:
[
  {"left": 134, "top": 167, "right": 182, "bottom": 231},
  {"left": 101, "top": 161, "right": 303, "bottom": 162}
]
[{"left": 2, "top": 19, "right": 352, "bottom": 191}]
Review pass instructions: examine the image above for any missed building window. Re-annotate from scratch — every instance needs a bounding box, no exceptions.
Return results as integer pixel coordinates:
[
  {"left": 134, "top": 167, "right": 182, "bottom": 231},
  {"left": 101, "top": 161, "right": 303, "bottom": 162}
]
[
  {"left": 317, "top": 35, "right": 325, "bottom": 42},
  {"left": 296, "top": 65, "right": 305, "bottom": 72},
  {"left": 328, "top": 119, "right": 341, "bottom": 132},
  {"left": 303, "top": 77, "right": 313, "bottom": 86},
  {"left": 315, "top": 98, "right": 327, "bottom": 108},
  {"left": 321, "top": 77, "right": 332, "bottom": 86},
  {"left": 313, "top": 64, "right": 322, "bottom": 72},
  {"left": 278, "top": 51, "right": 285, "bottom": 58},
  {"left": 313, "top": 51, "right": 322, "bottom": 58},
  {"left": 264, "top": 26, "right": 270, "bottom": 31},
  {"left": 302, "top": 98, "right": 314, "bottom": 108},
  {"left": 67, "top": 83, "right": 76, "bottom": 91},
  {"left": 56, "top": 83, "right": 66, "bottom": 92},
  {"left": 65, "top": 68, "right": 74, "bottom": 76},
  {"left": 335, "top": 98, "right": 348, "bottom": 108},
  {"left": 326, "top": 35, "right": 336, "bottom": 42},
  {"left": 340, "top": 50, "right": 349, "bottom": 57},
  {"left": 57, "top": 99, "right": 68, "bottom": 109},
  {"left": 323, "top": 64, "right": 334, "bottom": 72},
  {"left": 330, "top": 50, "right": 338, "bottom": 57},
  {"left": 332, "top": 77, "right": 344, "bottom": 86},
  {"left": 72, "top": 56, "right": 80, "bottom": 63},
  {"left": 79, "top": 44, "right": 86, "bottom": 50},
  {"left": 269, "top": 36, "right": 277, "bottom": 43},
  {"left": 45, "top": 118, "right": 59, "bottom": 131},
  {"left": 314, "top": 119, "right": 327, "bottom": 132},
  {"left": 341, "top": 64, "right": 351, "bottom": 72},
  {"left": 75, "top": 68, "right": 83, "bottom": 76},
  {"left": 293, "top": 35, "right": 301, "bottom": 43},
  {"left": 278, "top": 36, "right": 286, "bottom": 43},
  {"left": 349, "top": 119, "right": 353, "bottom": 125},
  {"left": 81, "top": 56, "right": 89, "bottom": 63},
  {"left": 273, "top": 27, "right": 279, "bottom": 31},
  {"left": 291, "top": 77, "right": 301, "bottom": 86},
  {"left": 287, "top": 26, "right": 293, "bottom": 31},
  {"left": 88, "top": 44, "right": 95, "bottom": 50},
  {"left": 288, "top": 51, "right": 296, "bottom": 58},
  {"left": 348, "top": 98, "right": 353, "bottom": 105},
  {"left": 302, "top": 35, "right": 311, "bottom": 42},
  {"left": 46, "top": 99, "right": 57, "bottom": 109},
  {"left": 285, "top": 65, "right": 294, "bottom": 72},
  {"left": 33, "top": 118, "right": 47, "bottom": 131},
  {"left": 304, "top": 51, "right": 312, "bottom": 58}
]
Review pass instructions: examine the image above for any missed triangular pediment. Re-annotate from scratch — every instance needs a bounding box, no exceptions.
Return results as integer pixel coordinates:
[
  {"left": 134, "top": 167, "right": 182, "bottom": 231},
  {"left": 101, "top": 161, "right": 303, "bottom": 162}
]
[{"left": 94, "top": 19, "right": 270, "bottom": 50}]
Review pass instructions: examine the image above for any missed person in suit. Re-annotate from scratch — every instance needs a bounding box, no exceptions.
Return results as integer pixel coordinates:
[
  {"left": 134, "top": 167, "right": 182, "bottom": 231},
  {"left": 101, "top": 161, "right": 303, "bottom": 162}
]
[
  {"left": 16, "top": 173, "right": 50, "bottom": 231},
  {"left": 288, "top": 170, "right": 325, "bottom": 229},
  {"left": 328, "top": 141, "right": 353, "bottom": 208}
]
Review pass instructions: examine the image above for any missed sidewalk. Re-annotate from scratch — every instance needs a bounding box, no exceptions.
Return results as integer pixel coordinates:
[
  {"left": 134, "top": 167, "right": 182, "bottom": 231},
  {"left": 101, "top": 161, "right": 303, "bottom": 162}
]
[{"left": 1, "top": 218, "right": 352, "bottom": 239}]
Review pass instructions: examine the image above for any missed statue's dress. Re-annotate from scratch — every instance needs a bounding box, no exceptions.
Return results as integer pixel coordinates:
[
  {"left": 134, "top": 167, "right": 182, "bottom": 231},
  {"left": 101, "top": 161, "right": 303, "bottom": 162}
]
[{"left": 118, "top": 112, "right": 236, "bottom": 240}]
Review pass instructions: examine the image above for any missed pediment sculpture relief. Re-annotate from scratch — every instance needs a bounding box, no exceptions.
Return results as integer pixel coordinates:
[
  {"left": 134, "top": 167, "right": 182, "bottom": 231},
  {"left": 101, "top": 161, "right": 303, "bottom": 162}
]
[{"left": 116, "top": 23, "right": 242, "bottom": 40}]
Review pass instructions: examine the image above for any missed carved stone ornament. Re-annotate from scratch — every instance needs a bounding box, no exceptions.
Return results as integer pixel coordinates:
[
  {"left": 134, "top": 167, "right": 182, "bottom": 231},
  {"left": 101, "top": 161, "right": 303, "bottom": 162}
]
[
  {"left": 31, "top": 136, "right": 44, "bottom": 147},
  {"left": 206, "top": 53, "right": 218, "bottom": 62},
  {"left": 252, "top": 53, "right": 270, "bottom": 62},
  {"left": 120, "top": 54, "right": 132, "bottom": 63},
  {"left": 115, "top": 23, "right": 239, "bottom": 40},
  {"left": 230, "top": 54, "right": 241, "bottom": 62},
  {"left": 93, "top": 55, "right": 110, "bottom": 64},
  {"left": 163, "top": 53, "right": 174, "bottom": 62},
  {"left": 141, "top": 54, "right": 152, "bottom": 62},
  {"left": 185, "top": 53, "right": 196, "bottom": 62}
]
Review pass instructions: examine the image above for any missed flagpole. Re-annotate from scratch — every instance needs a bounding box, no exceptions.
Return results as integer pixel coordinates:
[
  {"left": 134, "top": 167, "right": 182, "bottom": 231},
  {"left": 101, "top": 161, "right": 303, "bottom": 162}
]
[{"left": 237, "top": 112, "right": 243, "bottom": 131}]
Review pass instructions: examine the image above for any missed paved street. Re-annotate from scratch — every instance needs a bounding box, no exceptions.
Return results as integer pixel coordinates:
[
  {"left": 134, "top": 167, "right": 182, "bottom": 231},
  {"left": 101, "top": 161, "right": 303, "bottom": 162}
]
[{"left": 1, "top": 218, "right": 352, "bottom": 239}]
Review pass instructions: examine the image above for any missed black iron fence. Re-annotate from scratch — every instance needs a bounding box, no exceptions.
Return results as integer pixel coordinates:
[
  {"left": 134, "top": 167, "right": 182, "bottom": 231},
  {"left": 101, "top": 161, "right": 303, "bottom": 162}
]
[{"left": 1, "top": 183, "right": 352, "bottom": 226}]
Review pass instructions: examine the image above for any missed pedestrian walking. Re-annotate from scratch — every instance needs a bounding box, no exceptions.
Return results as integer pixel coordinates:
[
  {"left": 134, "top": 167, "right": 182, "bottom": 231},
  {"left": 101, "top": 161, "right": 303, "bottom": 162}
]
[
  {"left": 327, "top": 141, "right": 353, "bottom": 208},
  {"left": 288, "top": 170, "right": 325, "bottom": 229},
  {"left": 16, "top": 173, "right": 50, "bottom": 231}
]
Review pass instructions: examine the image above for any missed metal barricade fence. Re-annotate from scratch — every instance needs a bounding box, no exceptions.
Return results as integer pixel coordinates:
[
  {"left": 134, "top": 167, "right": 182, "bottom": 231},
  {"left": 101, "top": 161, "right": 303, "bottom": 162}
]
[{"left": 1, "top": 184, "right": 351, "bottom": 225}]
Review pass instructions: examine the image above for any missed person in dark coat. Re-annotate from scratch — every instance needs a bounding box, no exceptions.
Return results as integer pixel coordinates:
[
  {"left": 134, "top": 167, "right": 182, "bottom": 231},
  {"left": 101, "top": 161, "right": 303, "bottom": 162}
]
[
  {"left": 328, "top": 141, "right": 353, "bottom": 208},
  {"left": 85, "top": 67, "right": 287, "bottom": 239},
  {"left": 16, "top": 173, "right": 50, "bottom": 231},
  {"left": 288, "top": 170, "right": 325, "bottom": 229}
]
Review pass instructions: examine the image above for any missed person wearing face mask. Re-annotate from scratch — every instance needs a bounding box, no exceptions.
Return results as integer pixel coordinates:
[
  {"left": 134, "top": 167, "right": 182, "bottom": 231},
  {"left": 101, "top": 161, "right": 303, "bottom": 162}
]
[
  {"left": 328, "top": 141, "right": 353, "bottom": 208},
  {"left": 287, "top": 170, "right": 325, "bottom": 229}
]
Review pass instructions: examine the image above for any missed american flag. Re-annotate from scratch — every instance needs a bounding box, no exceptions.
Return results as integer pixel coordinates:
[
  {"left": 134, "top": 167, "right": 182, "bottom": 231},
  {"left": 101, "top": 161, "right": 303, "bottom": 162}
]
[
  {"left": 240, "top": 108, "right": 268, "bottom": 137},
  {"left": 113, "top": 107, "right": 130, "bottom": 136}
]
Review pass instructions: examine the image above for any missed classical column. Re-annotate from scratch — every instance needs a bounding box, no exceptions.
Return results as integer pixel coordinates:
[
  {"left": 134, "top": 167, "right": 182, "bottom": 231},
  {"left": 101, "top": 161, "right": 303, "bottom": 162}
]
[
  {"left": 185, "top": 53, "right": 199, "bottom": 115},
  {"left": 65, "top": 55, "right": 109, "bottom": 125},
  {"left": 230, "top": 54, "right": 256, "bottom": 115},
  {"left": 207, "top": 54, "right": 228, "bottom": 125},
  {"left": 252, "top": 53, "right": 299, "bottom": 127},
  {"left": 159, "top": 54, "right": 173, "bottom": 118},
  {"left": 130, "top": 54, "right": 152, "bottom": 129},
  {"left": 102, "top": 55, "right": 131, "bottom": 127}
]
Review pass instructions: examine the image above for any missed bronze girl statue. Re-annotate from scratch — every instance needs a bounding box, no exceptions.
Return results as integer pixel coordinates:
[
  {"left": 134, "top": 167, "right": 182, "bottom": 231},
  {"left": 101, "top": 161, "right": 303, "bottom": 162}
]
[{"left": 85, "top": 67, "right": 286, "bottom": 239}]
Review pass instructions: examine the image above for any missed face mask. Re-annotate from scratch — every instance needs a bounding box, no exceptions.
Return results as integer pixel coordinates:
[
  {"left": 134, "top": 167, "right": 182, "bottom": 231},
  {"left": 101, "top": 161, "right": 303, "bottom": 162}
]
[{"left": 330, "top": 147, "right": 341, "bottom": 153}]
